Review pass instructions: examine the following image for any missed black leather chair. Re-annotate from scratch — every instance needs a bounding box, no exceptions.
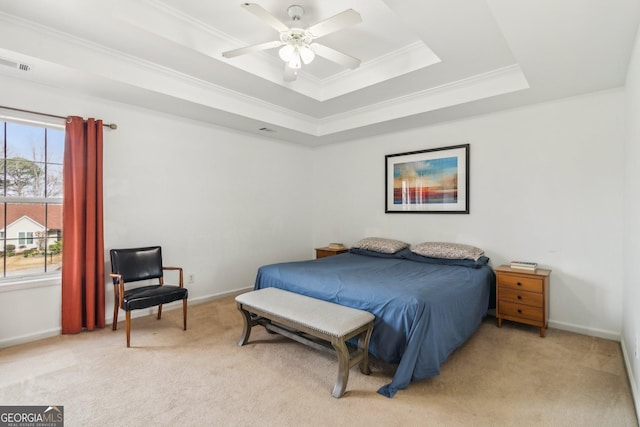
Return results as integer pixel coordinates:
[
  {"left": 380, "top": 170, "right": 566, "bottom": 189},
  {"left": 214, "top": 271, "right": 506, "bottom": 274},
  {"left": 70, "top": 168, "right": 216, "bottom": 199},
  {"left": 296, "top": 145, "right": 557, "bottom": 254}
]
[{"left": 109, "top": 246, "right": 188, "bottom": 347}]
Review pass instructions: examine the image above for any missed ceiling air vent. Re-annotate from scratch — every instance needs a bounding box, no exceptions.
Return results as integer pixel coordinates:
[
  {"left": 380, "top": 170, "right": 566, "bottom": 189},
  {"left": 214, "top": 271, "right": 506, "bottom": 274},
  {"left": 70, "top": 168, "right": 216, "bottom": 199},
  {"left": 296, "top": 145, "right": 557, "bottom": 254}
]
[{"left": 0, "top": 57, "right": 31, "bottom": 71}]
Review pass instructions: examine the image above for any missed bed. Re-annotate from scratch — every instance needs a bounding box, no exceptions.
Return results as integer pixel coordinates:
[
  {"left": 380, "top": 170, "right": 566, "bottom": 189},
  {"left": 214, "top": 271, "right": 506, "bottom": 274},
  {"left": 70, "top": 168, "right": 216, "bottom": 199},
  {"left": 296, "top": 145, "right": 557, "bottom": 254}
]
[{"left": 253, "top": 238, "right": 496, "bottom": 398}]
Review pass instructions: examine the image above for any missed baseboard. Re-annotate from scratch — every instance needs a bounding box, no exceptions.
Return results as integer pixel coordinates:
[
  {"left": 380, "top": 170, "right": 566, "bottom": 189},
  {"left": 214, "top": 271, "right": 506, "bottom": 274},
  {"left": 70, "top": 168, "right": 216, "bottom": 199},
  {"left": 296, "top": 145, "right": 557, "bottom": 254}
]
[
  {"left": 106, "top": 286, "right": 253, "bottom": 326},
  {"left": 187, "top": 287, "right": 252, "bottom": 305},
  {"left": 621, "top": 338, "right": 640, "bottom": 424},
  {"left": 0, "top": 327, "right": 61, "bottom": 349},
  {"left": 548, "top": 319, "right": 620, "bottom": 341},
  {"left": 0, "top": 286, "right": 254, "bottom": 349}
]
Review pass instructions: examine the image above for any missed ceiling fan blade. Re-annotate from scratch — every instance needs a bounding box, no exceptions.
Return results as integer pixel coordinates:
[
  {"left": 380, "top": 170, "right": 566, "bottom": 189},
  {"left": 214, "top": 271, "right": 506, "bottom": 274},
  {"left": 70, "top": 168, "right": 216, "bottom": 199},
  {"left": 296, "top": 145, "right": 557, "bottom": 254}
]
[
  {"left": 222, "top": 40, "right": 283, "bottom": 58},
  {"left": 283, "top": 64, "right": 298, "bottom": 82},
  {"left": 306, "top": 9, "right": 362, "bottom": 38},
  {"left": 242, "top": 3, "right": 290, "bottom": 33},
  {"left": 310, "top": 43, "right": 361, "bottom": 69}
]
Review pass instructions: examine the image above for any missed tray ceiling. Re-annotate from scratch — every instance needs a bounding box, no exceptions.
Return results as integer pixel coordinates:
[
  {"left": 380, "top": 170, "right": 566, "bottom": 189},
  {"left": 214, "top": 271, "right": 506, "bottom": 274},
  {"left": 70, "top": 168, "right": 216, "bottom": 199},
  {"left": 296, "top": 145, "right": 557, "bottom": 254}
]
[{"left": 0, "top": 0, "right": 637, "bottom": 146}]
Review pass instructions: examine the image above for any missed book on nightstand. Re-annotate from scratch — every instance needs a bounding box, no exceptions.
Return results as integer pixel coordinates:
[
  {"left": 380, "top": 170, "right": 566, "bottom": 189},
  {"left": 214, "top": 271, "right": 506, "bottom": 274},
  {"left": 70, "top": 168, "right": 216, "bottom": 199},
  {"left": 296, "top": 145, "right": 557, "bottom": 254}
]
[{"left": 510, "top": 261, "right": 538, "bottom": 270}]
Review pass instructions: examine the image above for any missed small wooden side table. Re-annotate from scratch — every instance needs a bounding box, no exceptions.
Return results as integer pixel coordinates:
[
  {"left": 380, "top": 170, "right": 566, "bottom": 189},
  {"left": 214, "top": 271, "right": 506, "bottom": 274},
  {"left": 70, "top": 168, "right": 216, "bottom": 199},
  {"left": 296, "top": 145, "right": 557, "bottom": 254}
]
[
  {"left": 315, "top": 246, "right": 348, "bottom": 259},
  {"left": 495, "top": 265, "right": 551, "bottom": 337}
]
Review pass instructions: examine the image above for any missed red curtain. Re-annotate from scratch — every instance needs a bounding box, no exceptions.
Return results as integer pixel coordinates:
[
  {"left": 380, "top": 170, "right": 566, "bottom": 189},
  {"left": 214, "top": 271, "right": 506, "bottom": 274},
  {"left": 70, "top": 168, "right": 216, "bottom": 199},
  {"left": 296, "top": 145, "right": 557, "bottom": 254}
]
[{"left": 61, "top": 116, "right": 105, "bottom": 334}]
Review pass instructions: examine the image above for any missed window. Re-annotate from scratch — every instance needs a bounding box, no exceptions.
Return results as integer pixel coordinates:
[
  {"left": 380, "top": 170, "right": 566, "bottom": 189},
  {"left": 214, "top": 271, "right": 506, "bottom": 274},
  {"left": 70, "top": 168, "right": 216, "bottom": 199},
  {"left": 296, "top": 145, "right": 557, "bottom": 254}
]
[
  {"left": 18, "top": 231, "right": 35, "bottom": 245},
  {"left": 0, "top": 120, "right": 64, "bottom": 279}
]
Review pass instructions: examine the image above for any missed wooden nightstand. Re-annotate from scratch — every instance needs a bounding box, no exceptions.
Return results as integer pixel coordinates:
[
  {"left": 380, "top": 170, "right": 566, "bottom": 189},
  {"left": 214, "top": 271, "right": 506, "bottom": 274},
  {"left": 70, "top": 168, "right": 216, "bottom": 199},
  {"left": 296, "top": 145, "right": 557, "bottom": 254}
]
[
  {"left": 495, "top": 265, "right": 551, "bottom": 337},
  {"left": 315, "top": 246, "right": 348, "bottom": 259}
]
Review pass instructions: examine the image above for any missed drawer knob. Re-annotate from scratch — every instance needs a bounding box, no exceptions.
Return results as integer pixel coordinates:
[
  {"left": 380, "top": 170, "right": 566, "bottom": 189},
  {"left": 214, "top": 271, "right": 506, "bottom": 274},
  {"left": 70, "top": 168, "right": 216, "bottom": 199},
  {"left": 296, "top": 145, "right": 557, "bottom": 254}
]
[
  {"left": 517, "top": 309, "right": 522, "bottom": 313},
  {"left": 517, "top": 282, "right": 522, "bottom": 286},
  {"left": 517, "top": 295, "right": 522, "bottom": 300}
]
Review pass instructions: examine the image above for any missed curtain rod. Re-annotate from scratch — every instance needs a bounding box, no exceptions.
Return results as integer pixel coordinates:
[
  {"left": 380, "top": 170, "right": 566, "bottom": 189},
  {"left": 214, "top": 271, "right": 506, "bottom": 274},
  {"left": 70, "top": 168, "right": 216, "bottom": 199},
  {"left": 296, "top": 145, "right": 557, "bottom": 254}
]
[{"left": 0, "top": 105, "right": 117, "bottom": 130}]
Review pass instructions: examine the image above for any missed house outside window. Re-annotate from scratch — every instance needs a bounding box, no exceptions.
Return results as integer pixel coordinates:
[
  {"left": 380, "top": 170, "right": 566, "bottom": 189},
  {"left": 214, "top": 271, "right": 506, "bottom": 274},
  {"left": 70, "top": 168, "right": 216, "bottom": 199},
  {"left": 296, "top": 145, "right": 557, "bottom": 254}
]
[{"left": 0, "top": 120, "right": 63, "bottom": 279}]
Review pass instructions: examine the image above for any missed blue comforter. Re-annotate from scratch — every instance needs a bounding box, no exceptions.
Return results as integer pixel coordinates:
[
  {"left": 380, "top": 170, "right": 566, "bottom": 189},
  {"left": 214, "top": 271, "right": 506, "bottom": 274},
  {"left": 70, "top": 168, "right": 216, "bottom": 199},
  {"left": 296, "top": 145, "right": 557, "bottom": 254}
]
[{"left": 254, "top": 252, "right": 495, "bottom": 397}]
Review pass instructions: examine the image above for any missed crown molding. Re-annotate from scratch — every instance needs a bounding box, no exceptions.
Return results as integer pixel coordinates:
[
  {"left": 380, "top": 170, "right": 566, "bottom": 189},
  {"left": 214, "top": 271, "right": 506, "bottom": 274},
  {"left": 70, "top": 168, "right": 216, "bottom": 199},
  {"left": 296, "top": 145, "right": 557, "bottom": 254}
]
[
  {"left": 0, "top": 10, "right": 529, "bottom": 138},
  {"left": 317, "top": 64, "right": 529, "bottom": 135}
]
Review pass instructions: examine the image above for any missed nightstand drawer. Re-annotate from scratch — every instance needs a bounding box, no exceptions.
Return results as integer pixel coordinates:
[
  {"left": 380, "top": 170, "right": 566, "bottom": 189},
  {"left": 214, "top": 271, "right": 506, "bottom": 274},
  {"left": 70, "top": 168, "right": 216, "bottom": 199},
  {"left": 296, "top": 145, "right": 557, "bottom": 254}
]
[
  {"left": 497, "top": 274, "right": 543, "bottom": 293},
  {"left": 499, "top": 288, "right": 544, "bottom": 307},
  {"left": 499, "top": 301, "right": 544, "bottom": 322}
]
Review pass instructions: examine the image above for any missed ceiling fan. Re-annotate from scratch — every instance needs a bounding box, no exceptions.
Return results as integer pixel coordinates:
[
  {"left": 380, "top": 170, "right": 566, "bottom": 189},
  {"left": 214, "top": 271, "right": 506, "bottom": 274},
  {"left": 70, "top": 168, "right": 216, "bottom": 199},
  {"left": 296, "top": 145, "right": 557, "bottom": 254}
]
[{"left": 222, "top": 3, "right": 362, "bottom": 82}]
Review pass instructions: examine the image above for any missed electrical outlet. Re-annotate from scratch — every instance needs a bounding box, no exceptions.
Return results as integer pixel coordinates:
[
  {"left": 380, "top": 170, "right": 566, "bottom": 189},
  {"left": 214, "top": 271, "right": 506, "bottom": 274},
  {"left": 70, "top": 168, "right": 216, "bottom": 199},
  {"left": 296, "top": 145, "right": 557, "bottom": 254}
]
[{"left": 188, "top": 274, "right": 195, "bottom": 284}]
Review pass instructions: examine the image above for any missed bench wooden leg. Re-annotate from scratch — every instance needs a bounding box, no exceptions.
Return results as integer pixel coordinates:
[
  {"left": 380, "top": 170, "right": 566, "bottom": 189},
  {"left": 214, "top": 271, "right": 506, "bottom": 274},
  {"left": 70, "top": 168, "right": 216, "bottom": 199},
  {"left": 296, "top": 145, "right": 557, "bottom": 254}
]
[
  {"left": 331, "top": 338, "right": 350, "bottom": 398},
  {"left": 237, "top": 305, "right": 254, "bottom": 347},
  {"left": 358, "top": 324, "right": 373, "bottom": 375}
]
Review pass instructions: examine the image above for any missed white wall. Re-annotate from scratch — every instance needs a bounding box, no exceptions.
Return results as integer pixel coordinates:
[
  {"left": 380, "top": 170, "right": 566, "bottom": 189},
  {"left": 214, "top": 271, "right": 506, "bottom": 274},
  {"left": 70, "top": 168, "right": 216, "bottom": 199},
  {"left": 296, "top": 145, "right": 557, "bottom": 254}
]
[
  {"left": 0, "top": 70, "right": 631, "bottom": 354},
  {"left": 312, "top": 89, "right": 625, "bottom": 339},
  {"left": 0, "top": 75, "right": 313, "bottom": 347},
  {"left": 623, "top": 24, "right": 640, "bottom": 420}
]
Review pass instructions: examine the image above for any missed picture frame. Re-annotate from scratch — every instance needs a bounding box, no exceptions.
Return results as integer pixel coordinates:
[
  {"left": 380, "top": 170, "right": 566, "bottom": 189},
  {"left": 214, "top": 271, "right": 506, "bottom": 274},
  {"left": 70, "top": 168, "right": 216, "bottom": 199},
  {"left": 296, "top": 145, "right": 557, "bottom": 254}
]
[{"left": 385, "top": 144, "right": 469, "bottom": 214}]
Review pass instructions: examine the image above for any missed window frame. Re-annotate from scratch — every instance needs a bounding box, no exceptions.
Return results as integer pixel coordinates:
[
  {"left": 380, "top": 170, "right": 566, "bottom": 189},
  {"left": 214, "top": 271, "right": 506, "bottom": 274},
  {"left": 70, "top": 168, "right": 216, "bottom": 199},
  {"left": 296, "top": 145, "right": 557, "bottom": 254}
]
[{"left": 0, "top": 118, "right": 64, "bottom": 286}]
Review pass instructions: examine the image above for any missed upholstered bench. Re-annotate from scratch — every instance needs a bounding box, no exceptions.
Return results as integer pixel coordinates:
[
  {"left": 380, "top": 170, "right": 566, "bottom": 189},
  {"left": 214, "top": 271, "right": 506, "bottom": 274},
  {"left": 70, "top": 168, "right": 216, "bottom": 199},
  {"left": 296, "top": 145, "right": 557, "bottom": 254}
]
[{"left": 235, "top": 287, "right": 375, "bottom": 398}]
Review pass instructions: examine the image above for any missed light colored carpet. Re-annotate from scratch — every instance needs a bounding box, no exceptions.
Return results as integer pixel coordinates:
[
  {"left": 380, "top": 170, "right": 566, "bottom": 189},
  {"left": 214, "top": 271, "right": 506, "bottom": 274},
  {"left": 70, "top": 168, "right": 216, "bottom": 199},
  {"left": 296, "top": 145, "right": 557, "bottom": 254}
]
[{"left": 0, "top": 295, "right": 637, "bottom": 427}]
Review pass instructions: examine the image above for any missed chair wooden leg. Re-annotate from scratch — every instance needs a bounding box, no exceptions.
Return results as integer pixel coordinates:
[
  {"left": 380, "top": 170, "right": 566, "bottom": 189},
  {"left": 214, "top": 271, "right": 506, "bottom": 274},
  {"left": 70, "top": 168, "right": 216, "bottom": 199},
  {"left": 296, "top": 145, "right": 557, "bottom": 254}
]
[
  {"left": 183, "top": 298, "right": 188, "bottom": 331},
  {"left": 126, "top": 311, "right": 131, "bottom": 348},
  {"left": 112, "top": 297, "right": 119, "bottom": 331},
  {"left": 157, "top": 304, "right": 163, "bottom": 320}
]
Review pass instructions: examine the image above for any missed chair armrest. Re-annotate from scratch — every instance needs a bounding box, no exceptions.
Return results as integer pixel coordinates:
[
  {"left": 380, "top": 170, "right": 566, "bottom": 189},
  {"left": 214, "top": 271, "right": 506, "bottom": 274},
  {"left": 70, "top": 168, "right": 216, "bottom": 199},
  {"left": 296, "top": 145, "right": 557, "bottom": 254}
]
[
  {"left": 162, "top": 266, "right": 184, "bottom": 287},
  {"left": 109, "top": 273, "right": 125, "bottom": 307}
]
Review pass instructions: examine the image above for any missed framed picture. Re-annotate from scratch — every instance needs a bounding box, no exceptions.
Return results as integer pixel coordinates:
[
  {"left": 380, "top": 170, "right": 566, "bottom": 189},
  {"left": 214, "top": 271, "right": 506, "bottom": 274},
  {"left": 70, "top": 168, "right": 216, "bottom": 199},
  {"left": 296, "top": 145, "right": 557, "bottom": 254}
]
[{"left": 385, "top": 144, "right": 469, "bottom": 214}]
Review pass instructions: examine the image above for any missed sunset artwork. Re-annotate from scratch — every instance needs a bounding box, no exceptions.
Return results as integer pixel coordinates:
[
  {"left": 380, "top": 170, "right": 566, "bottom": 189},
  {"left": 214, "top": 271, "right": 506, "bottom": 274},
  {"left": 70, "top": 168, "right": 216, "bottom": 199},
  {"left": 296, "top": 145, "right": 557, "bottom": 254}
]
[
  {"left": 385, "top": 144, "right": 468, "bottom": 213},
  {"left": 393, "top": 156, "right": 458, "bottom": 205}
]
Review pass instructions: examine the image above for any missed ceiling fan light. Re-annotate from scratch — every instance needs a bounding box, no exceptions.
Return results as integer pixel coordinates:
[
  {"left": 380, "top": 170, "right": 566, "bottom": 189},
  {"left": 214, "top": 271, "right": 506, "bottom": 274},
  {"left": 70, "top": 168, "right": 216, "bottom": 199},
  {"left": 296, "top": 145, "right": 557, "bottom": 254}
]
[
  {"left": 299, "top": 45, "right": 315, "bottom": 64},
  {"left": 278, "top": 44, "right": 295, "bottom": 62},
  {"left": 288, "top": 53, "right": 302, "bottom": 69}
]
